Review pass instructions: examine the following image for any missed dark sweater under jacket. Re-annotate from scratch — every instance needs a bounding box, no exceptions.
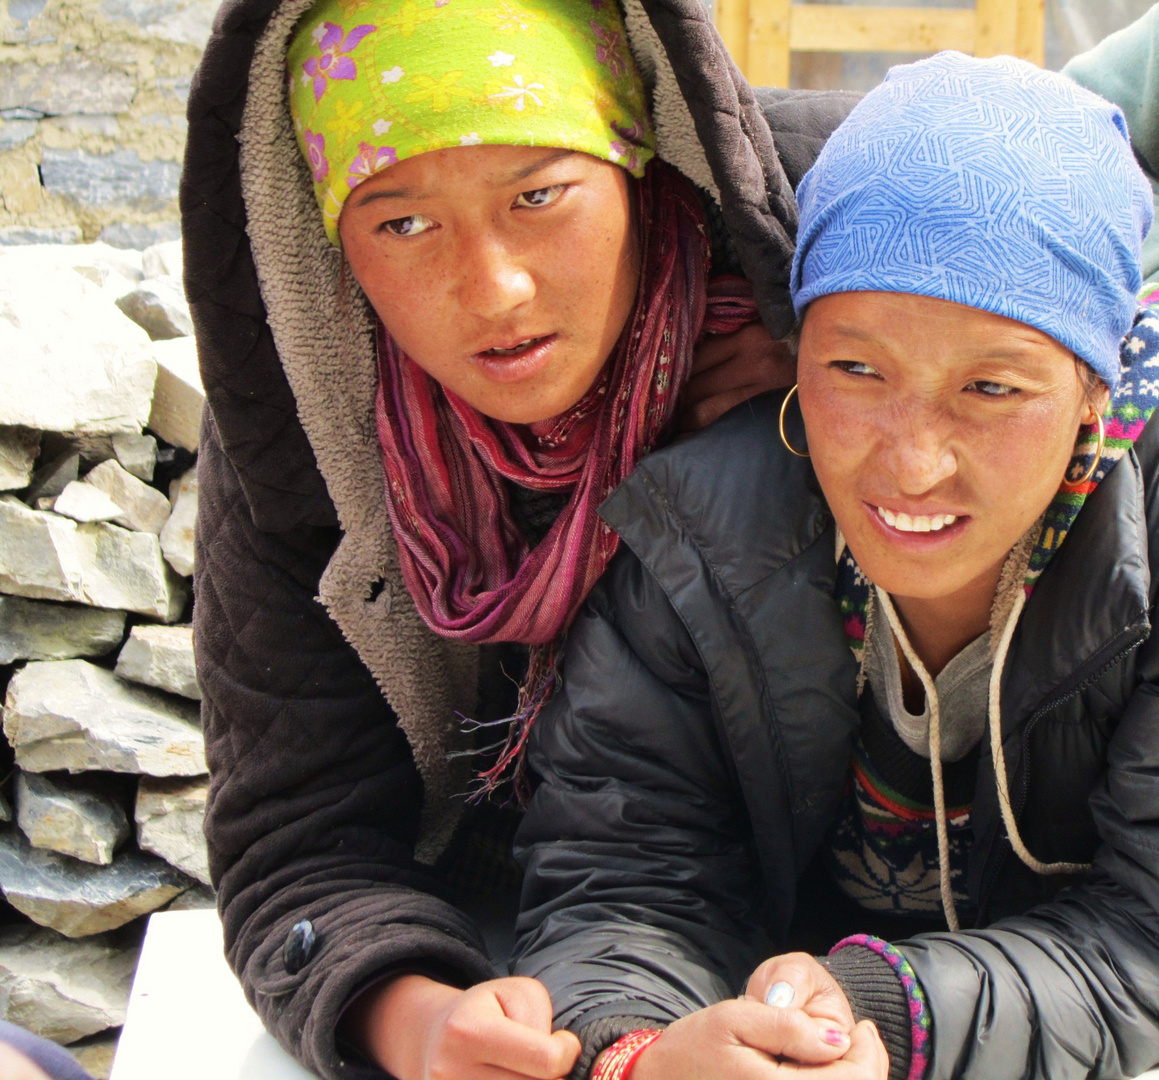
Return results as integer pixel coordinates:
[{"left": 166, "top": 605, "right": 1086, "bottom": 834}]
[
  {"left": 512, "top": 390, "right": 1159, "bottom": 1080},
  {"left": 182, "top": 0, "right": 859, "bottom": 1075}
]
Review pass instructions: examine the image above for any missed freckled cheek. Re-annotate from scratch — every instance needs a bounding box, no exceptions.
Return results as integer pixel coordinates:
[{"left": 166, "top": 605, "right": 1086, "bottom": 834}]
[{"left": 801, "top": 393, "right": 878, "bottom": 501}]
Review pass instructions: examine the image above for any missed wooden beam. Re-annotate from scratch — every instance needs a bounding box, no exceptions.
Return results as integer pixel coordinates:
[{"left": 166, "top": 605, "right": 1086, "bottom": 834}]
[
  {"left": 1015, "top": 0, "right": 1045, "bottom": 65},
  {"left": 788, "top": 5, "right": 975, "bottom": 54},
  {"left": 714, "top": 0, "right": 751, "bottom": 77},
  {"left": 747, "top": 0, "right": 791, "bottom": 87},
  {"left": 974, "top": 0, "right": 1019, "bottom": 57}
]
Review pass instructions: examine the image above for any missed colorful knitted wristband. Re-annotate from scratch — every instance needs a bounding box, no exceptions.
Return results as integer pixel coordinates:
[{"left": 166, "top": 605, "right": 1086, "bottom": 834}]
[
  {"left": 830, "top": 935, "right": 930, "bottom": 1080},
  {"left": 590, "top": 1029, "right": 664, "bottom": 1080}
]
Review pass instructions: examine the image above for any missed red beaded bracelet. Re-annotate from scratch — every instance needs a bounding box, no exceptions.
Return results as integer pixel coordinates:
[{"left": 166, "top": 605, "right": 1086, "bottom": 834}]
[{"left": 590, "top": 1029, "right": 664, "bottom": 1080}]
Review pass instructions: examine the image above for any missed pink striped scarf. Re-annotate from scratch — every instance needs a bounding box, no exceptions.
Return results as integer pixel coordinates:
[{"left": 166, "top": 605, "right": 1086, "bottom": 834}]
[{"left": 375, "top": 162, "right": 758, "bottom": 792}]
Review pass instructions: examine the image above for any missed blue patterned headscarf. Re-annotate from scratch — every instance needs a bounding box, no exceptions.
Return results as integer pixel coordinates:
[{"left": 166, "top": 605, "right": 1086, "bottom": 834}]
[{"left": 791, "top": 51, "right": 1153, "bottom": 390}]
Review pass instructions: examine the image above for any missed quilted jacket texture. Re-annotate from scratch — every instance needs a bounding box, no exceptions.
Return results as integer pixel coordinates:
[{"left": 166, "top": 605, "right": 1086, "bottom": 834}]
[
  {"left": 180, "top": 0, "right": 858, "bottom": 1075},
  {"left": 513, "top": 390, "right": 1159, "bottom": 1080}
]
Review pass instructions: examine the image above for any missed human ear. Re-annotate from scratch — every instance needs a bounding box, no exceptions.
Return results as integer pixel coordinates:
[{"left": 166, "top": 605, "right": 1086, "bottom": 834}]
[{"left": 1074, "top": 358, "right": 1110, "bottom": 425}]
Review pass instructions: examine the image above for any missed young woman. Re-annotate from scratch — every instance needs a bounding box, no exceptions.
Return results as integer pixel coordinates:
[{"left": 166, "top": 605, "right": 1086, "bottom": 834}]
[
  {"left": 181, "top": 0, "right": 858, "bottom": 1076},
  {"left": 512, "top": 52, "right": 1159, "bottom": 1080}
]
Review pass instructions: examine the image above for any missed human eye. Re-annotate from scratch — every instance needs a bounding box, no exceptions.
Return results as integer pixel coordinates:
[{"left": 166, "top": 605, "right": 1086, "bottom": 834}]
[
  {"left": 382, "top": 213, "right": 435, "bottom": 237},
  {"left": 965, "top": 379, "right": 1019, "bottom": 398},
  {"left": 832, "top": 360, "right": 881, "bottom": 378},
  {"left": 513, "top": 184, "right": 566, "bottom": 209}
]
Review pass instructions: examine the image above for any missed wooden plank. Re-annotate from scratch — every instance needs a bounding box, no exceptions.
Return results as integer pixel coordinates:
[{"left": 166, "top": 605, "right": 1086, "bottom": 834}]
[
  {"left": 714, "top": 0, "right": 751, "bottom": 76},
  {"left": 974, "top": 0, "right": 1019, "bottom": 56},
  {"left": 747, "top": 0, "right": 791, "bottom": 87},
  {"left": 1015, "top": 0, "right": 1046, "bottom": 65},
  {"left": 789, "top": 5, "right": 975, "bottom": 54}
]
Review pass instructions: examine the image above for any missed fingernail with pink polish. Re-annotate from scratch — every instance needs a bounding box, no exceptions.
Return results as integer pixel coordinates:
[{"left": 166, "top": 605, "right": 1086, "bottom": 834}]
[{"left": 822, "top": 1028, "right": 850, "bottom": 1047}]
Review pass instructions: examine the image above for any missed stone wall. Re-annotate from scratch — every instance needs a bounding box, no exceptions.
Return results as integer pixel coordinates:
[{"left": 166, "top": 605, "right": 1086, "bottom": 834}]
[
  {"left": 0, "top": 0, "right": 219, "bottom": 247},
  {"left": 0, "top": 239, "right": 208, "bottom": 1080}
]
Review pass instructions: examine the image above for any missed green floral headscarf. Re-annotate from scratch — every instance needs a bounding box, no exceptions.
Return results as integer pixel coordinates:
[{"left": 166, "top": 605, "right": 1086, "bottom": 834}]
[{"left": 287, "top": 0, "right": 656, "bottom": 244}]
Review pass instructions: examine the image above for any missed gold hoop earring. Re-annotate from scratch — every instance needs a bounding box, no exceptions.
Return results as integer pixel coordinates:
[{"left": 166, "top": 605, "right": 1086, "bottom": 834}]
[
  {"left": 1062, "top": 410, "right": 1105, "bottom": 489},
  {"left": 779, "top": 384, "right": 810, "bottom": 458}
]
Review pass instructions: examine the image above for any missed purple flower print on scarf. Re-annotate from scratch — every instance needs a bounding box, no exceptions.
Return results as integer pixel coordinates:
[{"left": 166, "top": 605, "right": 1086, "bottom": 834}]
[
  {"left": 611, "top": 119, "right": 647, "bottom": 170},
  {"left": 347, "top": 141, "right": 398, "bottom": 188},
  {"left": 591, "top": 21, "right": 627, "bottom": 78},
  {"left": 303, "top": 21, "right": 376, "bottom": 102},
  {"left": 304, "top": 131, "right": 329, "bottom": 182}
]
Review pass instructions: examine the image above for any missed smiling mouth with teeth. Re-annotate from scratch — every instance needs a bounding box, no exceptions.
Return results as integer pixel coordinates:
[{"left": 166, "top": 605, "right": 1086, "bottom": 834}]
[
  {"left": 483, "top": 336, "right": 545, "bottom": 356},
  {"left": 876, "top": 506, "right": 959, "bottom": 533}
]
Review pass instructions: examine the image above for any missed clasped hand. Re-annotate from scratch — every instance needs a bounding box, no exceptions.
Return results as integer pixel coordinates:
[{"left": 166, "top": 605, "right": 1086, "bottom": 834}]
[
  {"left": 627, "top": 953, "right": 888, "bottom": 1080},
  {"left": 349, "top": 955, "right": 887, "bottom": 1080}
]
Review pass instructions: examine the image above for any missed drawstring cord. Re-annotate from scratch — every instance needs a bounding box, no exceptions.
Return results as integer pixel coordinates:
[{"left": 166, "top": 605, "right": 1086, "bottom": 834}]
[
  {"left": 876, "top": 590, "right": 960, "bottom": 931},
  {"left": 986, "top": 588, "right": 1094, "bottom": 879},
  {"left": 875, "top": 583, "right": 1093, "bottom": 934}
]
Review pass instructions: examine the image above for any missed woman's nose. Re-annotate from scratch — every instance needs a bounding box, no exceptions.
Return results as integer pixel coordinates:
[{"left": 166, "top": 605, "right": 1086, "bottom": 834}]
[
  {"left": 880, "top": 407, "right": 957, "bottom": 494},
  {"left": 455, "top": 234, "right": 536, "bottom": 319}
]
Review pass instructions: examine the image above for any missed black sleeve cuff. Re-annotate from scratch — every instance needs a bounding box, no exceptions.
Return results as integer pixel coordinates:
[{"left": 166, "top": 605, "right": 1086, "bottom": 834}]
[
  {"left": 821, "top": 947, "right": 912, "bottom": 1080},
  {"left": 569, "top": 1015, "right": 668, "bottom": 1080}
]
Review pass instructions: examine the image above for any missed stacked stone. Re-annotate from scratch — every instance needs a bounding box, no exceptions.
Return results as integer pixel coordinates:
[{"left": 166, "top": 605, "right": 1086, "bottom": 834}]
[{"left": 0, "top": 238, "right": 210, "bottom": 1077}]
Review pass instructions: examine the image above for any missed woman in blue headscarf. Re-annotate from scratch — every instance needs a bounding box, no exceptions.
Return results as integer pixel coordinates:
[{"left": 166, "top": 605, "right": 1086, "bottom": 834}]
[{"left": 507, "top": 52, "right": 1159, "bottom": 1080}]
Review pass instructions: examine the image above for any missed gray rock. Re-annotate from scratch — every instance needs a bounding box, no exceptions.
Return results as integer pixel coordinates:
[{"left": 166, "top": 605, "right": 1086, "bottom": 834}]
[
  {"left": 115, "top": 624, "right": 199, "bottom": 700},
  {"left": 52, "top": 481, "right": 122, "bottom": 524},
  {"left": 0, "top": 596, "right": 125, "bottom": 663},
  {"left": 58, "top": 114, "right": 119, "bottom": 137},
  {"left": 164, "top": 882, "right": 215, "bottom": 911},
  {"left": 25, "top": 450, "right": 79, "bottom": 503},
  {"left": 68, "top": 1031, "right": 119, "bottom": 1080},
  {"left": 0, "top": 498, "right": 187, "bottom": 621},
  {"left": 0, "top": 828, "right": 191, "bottom": 937},
  {"left": 0, "top": 495, "right": 84, "bottom": 601},
  {"left": 83, "top": 459, "right": 170, "bottom": 534},
  {"left": 0, "top": 248, "right": 156, "bottom": 435},
  {"left": 67, "top": 434, "right": 116, "bottom": 466},
  {"left": 0, "top": 58, "right": 135, "bottom": 116},
  {"left": 100, "top": 0, "right": 218, "bottom": 46},
  {"left": 0, "top": 924, "right": 137, "bottom": 1043},
  {"left": 112, "top": 432, "right": 156, "bottom": 481},
  {"left": 4, "top": 659, "right": 205, "bottom": 776},
  {"left": 98, "top": 221, "right": 180, "bottom": 250},
  {"left": 0, "top": 226, "right": 83, "bottom": 245},
  {"left": 115, "top": 277, "right": 192, "bottom": 340},
  {"left": 6, "top": 0, "right": 48, "bottom": 29},
  {"left": 0, "top": 117, "right": 35, "bottom": 151},
  {"left": 0, "top": 790, "right": 11, "bottom": 823},
  {"left": 135, "top": 776, "right": 209, "bottom": 884},
  {"left": 40, "top": 149, "right": 181, "bottom": 209},
  {"left": 153, "top": 77, "right": 190, "bottom": 104},
  {"left": 16, "top": 772, "right": 130, "bottom": 866},
  {"left": 0, "top": 426, "right": 38, "bottom": 490},
  {"left": 148, "top": 337, "right": 203, "bottom": 451},
  {"left": 141, "top": 239, "right": 181, "bottom": 280},
  {"left": 160, "top": 466, "right": 196, "bottom": 577}
]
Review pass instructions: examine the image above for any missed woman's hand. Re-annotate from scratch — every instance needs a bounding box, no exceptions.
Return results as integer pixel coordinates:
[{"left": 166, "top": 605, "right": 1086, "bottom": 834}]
[
  {"left": 680, "top": 322, "right": 795, "bottom": 434},
  {"left": 346, "top": 973, "right": 581, "bottom": 1080},
  {"left": 744, "top": 952, "right": 857, "bottom": 1033},
  {"left": 627, "top": 1001, "right": 887, "bottom": 1080}
]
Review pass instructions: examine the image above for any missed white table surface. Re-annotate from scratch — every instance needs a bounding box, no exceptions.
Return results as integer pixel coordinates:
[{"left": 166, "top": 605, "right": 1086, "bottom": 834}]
[
  {"left": 109, "top": 908, "right": 1159, "bottom": 1080},
  {"left": 110, "top": 908, "right": 317, "bottom": 1080}
]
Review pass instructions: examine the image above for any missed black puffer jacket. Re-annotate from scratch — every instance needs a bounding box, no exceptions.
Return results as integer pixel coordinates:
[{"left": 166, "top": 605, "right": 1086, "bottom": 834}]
[
  {"left": 513, "top": 390, "right": 1159, "bottom": 1080},
  {"left": 182, "top": 1, "right": 859, "bottom": 1076}
]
